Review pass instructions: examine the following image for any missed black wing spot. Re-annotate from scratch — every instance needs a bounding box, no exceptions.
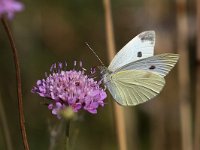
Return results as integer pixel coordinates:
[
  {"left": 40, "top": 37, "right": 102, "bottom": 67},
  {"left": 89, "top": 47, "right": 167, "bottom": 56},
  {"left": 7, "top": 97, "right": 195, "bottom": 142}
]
[
  {"left": 137, "top": 51, "right": 142, "bottom": 57},
  {"left": 149, "top": 65, "right": 156, "bottom": 70},
  {"left": 138, "top": 31, "right": 154, "bottom": 44}
]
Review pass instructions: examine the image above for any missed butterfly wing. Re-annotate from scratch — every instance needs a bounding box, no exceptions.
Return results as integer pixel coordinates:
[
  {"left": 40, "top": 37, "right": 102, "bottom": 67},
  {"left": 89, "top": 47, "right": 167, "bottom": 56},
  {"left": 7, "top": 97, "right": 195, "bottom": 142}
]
[
  {"left": 114, "top": 53, "right": 179, "bottom": 77},
  {"left": 108, "top": 31, "right": 156, "bottom": 72},
  {"left": 105, "top": 70, "right": 165, "bottom": 106}
]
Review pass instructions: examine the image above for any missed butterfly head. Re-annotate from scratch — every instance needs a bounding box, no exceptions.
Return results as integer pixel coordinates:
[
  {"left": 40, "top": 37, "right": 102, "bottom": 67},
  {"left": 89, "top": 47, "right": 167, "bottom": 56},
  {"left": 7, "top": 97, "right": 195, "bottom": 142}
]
[{"left": 98, "top": 66, "right": 111, "bottom": 76}]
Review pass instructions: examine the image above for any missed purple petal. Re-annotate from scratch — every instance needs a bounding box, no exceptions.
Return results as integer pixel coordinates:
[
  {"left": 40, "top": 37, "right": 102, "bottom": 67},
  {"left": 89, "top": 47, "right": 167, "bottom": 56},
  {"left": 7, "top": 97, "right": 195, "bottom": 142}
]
[
  {"left": 11, "top": 2, "right": 24, "bottom": 11},
  {"left": 48, "top": 104, "right": 53, "bottom": 110},
  {"left": 52, "top": 109, "right": 58, "bottom": 115},
  {"left": 55, "top": 102, "right": 62, "bottom": 108},
  {"left": 100, "top": 91, "right": 107, "bottom": 100},
  {"left": 0, "top": 0, "right": 24, "bottom": 19},
  {"left": 87, "top": 108, "right": 97, "bottom": 114}
]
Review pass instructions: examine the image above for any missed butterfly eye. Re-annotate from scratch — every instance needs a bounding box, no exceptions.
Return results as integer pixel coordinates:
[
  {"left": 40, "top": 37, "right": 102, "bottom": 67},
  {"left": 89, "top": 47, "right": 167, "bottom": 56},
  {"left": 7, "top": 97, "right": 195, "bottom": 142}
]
[
  {"left": 137, "top": 51, "right": 142, "bottom": 57},
  {"left": 149, "top": 65, "right": 156, "bottom": 70}
]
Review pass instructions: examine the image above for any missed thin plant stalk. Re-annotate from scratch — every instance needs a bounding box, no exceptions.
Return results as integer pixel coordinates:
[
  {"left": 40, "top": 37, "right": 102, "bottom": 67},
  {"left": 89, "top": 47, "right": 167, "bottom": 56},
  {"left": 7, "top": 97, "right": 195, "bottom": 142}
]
[
  {"left": 48, "top": 121, "right": 63, "bottom": 150},
  {"left": 103, "top": 0, "right": 128, "bottom": 150},
  {"left": 194, "top": 0, "right": 200, "bottom": 149},
  {"left": 194, "top": 66, "right": 200, "bottom": 150},
  {"left": 197, "top": 0, "right": 200, "bottom": 62},
  {"left": 176, "top": 0, "right": 193, "bottom": 150},
  {"left": 65, "top": 120, "right": 70, "bottom": 150},
  {"left": 1, "top": 17, "right": 29, "bottom": 150},
  {"left": 0, "top": 93, "right": 13, "bottom": 150}
]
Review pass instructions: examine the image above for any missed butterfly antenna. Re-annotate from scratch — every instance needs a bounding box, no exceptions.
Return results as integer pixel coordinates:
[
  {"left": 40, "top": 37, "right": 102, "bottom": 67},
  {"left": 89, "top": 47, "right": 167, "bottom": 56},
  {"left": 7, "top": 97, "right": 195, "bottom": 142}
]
[{"left": 85, "top": 42, "right": 105, "bottom": 66}]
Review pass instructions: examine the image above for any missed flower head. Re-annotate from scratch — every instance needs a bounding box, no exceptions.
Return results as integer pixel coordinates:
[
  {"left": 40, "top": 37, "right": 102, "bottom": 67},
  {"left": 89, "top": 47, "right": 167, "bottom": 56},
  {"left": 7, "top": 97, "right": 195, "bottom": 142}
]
[
  {"left": 0, "top": 0, "right": 24, "bottom": 19},
  {"left": 32, "top": 61, "right": 107, "bottom": 118}
]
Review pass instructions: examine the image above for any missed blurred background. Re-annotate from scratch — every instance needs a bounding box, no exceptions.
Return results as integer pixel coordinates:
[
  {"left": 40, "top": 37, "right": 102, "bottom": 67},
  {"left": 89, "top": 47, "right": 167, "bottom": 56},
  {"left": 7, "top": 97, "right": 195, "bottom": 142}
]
[{"left": 0, "top": 0, "right": 198, "bottom": 150}]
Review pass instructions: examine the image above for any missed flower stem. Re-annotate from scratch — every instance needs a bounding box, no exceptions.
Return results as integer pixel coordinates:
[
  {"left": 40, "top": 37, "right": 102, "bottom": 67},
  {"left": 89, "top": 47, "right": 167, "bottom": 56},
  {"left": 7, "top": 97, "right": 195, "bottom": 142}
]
[
  {"left": 1, "top": 17, "right": 30, "bottom": 150},
  {"left": 65, "top": 120, "right": 70, "bottom": 150}
]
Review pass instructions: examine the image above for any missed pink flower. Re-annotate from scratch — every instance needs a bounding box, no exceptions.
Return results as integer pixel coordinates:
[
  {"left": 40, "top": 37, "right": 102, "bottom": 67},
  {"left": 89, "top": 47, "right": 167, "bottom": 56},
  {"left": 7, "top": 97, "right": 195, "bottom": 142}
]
[
  {"left": 0, "top": 0, "right": 24, "bottom": 19},
  {"left": 32, "top": 61, "right": 107, "bottom": 118}
]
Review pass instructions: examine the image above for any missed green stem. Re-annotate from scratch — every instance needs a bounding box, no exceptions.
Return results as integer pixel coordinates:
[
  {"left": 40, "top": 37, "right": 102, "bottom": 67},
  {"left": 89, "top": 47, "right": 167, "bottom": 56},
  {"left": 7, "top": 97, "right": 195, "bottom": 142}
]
[
  {"left": 65, "top": 120, "right": 70, "bottom": 150},
  {"left": 0, "top": 94, "right": 13, "bottom": 150},
  {"left": 1, "top": 17, "right": 30, "bottom": 150}
]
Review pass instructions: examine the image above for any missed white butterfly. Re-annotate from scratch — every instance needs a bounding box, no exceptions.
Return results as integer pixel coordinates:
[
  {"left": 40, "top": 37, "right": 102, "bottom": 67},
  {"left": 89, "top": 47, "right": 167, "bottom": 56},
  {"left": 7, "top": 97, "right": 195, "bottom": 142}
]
[{"left": 99, "top": 31, "right": 179, "bottom": 106}]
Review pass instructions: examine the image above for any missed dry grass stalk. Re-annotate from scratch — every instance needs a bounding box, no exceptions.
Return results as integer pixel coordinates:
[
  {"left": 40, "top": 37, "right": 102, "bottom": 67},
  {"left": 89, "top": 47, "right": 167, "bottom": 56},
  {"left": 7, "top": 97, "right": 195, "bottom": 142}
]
[
  {"left": 194, "top": 0, "right": 200, "bottom": 149},
  {"left": 176, "top": 0, "right": 193, "bottom": 150},
  {"left": 103, "top": 0, "right": 128, "bottom": 150},
  {"left": 197, "top": 0, "right": 200, "bottom": 61}
]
